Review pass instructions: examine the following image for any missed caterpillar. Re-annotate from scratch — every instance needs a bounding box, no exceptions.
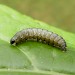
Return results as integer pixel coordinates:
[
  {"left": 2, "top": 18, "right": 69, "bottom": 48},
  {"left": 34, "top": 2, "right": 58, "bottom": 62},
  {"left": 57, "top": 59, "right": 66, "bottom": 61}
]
[{"left": 10, "top": 28, "right": 67, "bottom": 51}]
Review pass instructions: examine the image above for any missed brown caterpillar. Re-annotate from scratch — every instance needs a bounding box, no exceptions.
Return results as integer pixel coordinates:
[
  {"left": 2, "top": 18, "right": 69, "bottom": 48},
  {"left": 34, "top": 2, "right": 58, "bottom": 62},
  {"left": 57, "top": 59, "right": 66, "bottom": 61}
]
[{"left": 10, "top": 28, "right": 67, "bottom": 51}]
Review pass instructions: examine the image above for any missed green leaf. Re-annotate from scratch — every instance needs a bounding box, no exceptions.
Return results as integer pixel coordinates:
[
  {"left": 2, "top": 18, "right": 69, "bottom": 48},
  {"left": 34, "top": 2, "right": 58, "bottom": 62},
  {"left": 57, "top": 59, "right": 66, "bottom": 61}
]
[{"left": 0, "top": 4, "right": 75, "bottom": 75}]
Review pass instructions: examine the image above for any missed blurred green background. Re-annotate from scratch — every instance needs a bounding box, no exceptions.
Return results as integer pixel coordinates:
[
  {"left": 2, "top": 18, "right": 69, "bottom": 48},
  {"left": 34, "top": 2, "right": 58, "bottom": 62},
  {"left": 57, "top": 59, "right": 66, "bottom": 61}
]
[{"left": 0, "top": 0, "right": 75, "bottom": 33}]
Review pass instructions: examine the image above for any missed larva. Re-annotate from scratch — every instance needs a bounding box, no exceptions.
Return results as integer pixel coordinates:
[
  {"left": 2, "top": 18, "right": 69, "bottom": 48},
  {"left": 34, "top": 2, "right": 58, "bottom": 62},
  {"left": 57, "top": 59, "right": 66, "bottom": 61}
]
[{"left": 10, "top": 28, "right": 67, "bottom": 51}]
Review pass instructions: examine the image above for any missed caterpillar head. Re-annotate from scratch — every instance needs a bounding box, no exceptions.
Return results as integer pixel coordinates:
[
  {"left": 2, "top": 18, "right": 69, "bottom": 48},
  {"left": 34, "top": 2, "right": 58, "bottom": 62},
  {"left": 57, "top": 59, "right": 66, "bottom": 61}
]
[
  {"left": 10, "top": 37, "right": 17, "bottom": 46},
  {"left": 10, "top": 35, "right": 20, "bottom": 46}
]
